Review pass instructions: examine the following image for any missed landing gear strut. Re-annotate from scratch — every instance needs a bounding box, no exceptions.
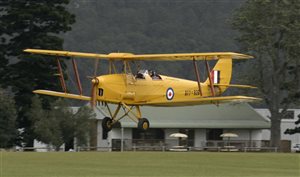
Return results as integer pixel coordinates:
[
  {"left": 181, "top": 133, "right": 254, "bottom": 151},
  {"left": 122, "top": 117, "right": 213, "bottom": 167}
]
[{"left": 100, "top": 103, "right": 150, "bottom": 132}]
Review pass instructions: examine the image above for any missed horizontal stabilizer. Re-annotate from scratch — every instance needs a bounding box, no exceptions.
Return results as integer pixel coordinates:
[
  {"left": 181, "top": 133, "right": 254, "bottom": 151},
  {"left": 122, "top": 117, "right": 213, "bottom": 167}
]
[
  {"left": 210, "top": 84, "right": 257, "bottom": 89},
  {"left": 33, "top": 90, "right": 91, "bottom": 101},
  {"left": 143, "top": 96, "right": 261, "bottom": 106}
]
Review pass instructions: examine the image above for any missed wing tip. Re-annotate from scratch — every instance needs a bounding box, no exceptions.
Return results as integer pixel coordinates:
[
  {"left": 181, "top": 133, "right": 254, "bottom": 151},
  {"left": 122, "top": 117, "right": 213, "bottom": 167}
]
[
  {"left": 236, "top": 96, "right": 262, "bottom": 102},
  {"left": 23, "top": 48, "right": 32, "bottom": 53},
  {"left": 230, "top": 52, "right": 254, "bottom": 59}
]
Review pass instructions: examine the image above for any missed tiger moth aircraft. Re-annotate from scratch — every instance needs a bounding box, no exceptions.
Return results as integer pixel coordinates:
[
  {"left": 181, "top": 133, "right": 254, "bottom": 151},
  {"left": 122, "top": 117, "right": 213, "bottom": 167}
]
[{"left": 24, "top": 49, "right": 259, "bottom": 132}]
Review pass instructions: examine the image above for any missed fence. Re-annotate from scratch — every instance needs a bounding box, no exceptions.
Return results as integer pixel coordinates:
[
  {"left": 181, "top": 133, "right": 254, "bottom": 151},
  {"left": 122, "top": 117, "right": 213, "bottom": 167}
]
[
  {"left": 110, "top": 139, "right": 278, "bottom": 152},
  {"left": 14, "top": 139, "right": 280, "bottom": 152}
]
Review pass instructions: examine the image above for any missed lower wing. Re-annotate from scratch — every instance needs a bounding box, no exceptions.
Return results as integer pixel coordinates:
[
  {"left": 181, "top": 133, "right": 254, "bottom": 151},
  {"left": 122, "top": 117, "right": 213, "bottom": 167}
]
[
  {"left": 142, "top": 96, "right": 261, "bottom": 107},
  {"left": 33, "top": 90, "right": 91, "bottom": 101},
  {"left": 34, "top": 90, "right": 261, "bottom": 107}
]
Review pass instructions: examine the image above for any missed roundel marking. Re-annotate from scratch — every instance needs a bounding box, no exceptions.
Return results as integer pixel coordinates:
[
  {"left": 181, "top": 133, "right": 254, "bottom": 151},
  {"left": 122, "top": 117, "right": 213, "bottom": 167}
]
[{"left": 166, "top": 88, "right": 174, "bottom": 100}]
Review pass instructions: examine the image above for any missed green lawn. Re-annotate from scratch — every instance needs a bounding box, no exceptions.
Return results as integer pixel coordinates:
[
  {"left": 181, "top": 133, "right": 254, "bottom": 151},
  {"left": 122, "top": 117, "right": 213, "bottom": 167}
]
[{"left": 1, "top": 152, "right": 299, "bottom": 177}]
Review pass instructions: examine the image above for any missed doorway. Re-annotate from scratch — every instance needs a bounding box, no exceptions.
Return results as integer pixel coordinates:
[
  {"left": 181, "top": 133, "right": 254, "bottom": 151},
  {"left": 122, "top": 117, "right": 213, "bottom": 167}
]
[{"left": 206, "top": 129, "right": 223, "bottom": 140}]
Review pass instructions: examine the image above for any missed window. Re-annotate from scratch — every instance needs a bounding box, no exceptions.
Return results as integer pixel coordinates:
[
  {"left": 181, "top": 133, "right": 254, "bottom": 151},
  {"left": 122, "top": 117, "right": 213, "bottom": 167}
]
[
  {"left": 206, "top": 129, "right": 223, "bottom": 140},
  {"left": 283, "top": 110, "right": 294, "bottom": 119},
  {"left": 179, "top": 129, "right": 195, "bottom": 147},
  {"left": 132, "top": 128, "right": 164, "bottom": 140},
  {"left": 102, "top": 130, "right": 108, "bottom": 139}
]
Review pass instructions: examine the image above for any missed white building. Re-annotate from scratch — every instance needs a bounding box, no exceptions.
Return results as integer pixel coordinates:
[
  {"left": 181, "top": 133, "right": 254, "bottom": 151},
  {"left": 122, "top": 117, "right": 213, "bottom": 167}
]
[
  {"left": 93, "top": 103, "right": 280, "bottom": 151},
  {"left": 256, "top": 108, "right": 300, "bottom": 149},
  {"left": 32, "top": 103, "right": 299, "bottom": 151}
]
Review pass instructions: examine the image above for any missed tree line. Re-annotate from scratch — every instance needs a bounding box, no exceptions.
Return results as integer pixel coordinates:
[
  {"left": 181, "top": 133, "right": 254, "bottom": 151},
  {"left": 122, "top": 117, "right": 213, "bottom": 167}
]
[
  {"left": 0, "top": 0, "right": 299, "bottom": 149},
  {"left": 0, "top": 0, "right": 95, "bottom": 150}
]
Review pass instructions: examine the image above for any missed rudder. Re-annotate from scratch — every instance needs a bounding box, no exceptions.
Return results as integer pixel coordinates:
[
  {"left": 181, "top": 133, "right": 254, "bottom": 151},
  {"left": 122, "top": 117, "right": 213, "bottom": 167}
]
[{"left": 204, "top": 59, "right": 232, "bottom": 95}]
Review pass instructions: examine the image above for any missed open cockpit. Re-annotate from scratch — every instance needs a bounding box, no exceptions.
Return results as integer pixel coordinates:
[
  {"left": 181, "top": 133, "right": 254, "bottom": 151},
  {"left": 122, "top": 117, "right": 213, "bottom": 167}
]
[{"left": 135, "top": 69, "right": 162, "bottom": 80}]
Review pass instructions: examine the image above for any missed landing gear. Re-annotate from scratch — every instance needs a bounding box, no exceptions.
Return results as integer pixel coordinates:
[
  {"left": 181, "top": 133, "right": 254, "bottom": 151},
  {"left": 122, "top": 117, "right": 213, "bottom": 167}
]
[
  {"left": 102, "top": 103, "right": 150, "bottom": 132},
  {"left": 138, "top": 118, "right": 150, "bottom": 131},
  {"left": 102, "top": 117, "right": 113, "bottom": 132}
]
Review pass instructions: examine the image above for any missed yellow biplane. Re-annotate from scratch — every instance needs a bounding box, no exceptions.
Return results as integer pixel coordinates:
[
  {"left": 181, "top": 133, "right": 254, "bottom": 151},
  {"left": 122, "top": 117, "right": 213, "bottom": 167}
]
[{"left": 24, "top": 49, "right": 259, "bottom": 132}]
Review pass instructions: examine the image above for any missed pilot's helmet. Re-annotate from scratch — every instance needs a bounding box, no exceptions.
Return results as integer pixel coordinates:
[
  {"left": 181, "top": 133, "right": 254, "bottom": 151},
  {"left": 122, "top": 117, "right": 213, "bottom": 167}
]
[
  {"left": 148, "top": 70, "right": 153, "bottom": 75},
  {"left": 138, "top": 69, "right": 145, "bottom": 74}
]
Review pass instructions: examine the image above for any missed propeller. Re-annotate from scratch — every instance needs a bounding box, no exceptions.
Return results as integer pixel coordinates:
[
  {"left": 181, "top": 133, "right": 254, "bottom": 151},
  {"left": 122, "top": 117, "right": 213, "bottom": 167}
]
[
  {"left": 90, "top": 59, "right": 100, "bottom": 107},
  {"left": 90, "top": 77, "right": 99, "bottom": 107}
]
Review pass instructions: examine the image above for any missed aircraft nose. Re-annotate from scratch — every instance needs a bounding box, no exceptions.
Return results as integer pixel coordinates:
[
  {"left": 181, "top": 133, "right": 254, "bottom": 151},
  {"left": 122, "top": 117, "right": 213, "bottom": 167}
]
[
  {"left": 92, "top": 78, "right": 99, "bottom": 84},
  {"left": 97, "top": 77, "right": 104, "bottom": 87}
]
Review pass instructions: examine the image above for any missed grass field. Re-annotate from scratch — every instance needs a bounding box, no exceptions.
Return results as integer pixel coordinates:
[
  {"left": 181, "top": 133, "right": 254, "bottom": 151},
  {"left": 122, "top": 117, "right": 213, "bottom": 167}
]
[{"left": 1, "top": 152, "right": 299, "bottom": 177}]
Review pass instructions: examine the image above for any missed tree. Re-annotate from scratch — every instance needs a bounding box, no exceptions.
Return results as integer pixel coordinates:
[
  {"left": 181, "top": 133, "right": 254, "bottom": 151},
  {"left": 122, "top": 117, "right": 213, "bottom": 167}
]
[
  {"left": 73, "top": 106, "right": 96, "bottom": 147},
  {"left": 232, "top": 0, "right": 300, "bottom": 148},
  {"left": 284, "top": 114, "right": 300, "bottom": 134},
  {"left": 28, "top": 97, "right": 95, "bottom": 151},
  {"left": 27, "top": 96, "right": 64, "bottom": 150},
  {"left": 63, "top": 0, "right": 244, "bottom": 84},
  {"left": 0, "top": 0, "right": 75, "bottom": 146},
  {"left": 0, "top": 89, "right": 17, "bottom": 148}
]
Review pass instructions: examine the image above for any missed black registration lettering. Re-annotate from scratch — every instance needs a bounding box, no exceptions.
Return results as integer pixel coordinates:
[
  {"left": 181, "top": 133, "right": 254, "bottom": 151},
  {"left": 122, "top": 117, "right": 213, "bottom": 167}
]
[{"left": 98, "top": 88, "right": 104, "bottom": 96}]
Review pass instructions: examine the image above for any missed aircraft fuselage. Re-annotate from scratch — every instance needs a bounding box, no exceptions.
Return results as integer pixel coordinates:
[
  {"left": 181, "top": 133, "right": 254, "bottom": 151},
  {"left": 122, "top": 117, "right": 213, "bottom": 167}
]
[{"left": 97, "top": 73, "right": 222, "bottom": 106}]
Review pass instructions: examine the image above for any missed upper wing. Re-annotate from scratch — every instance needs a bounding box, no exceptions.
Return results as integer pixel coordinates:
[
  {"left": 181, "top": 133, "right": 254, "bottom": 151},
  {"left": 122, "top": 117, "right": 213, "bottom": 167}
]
[
  {"left": 140, "top": 96, "right": 261, "bottom": 106},
  {"left": 24, "top": 49, "right": 253, "bottom": 61},
  {"left": 24, "top": 49, "right": 109, "bottom": 59},
  {"left": 120, "top": 52, "right": 253, "bottom": 61}
]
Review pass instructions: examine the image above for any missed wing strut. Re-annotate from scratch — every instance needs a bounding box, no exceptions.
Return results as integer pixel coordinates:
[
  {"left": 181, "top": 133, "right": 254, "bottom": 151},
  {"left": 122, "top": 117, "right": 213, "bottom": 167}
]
[
  {"left": 108, "top": 60, "right": 117, "bottom": 74},
  {"left": 193, "top": 58, "right": 202, "bottom": 96},
  {"left": 94, "top": 59, "right": 99, "bottom": 76},
  {"left": 56, "top": 59, "right": 67, "bottom": 93},
  {"left": 205, "top": 60, "right": 215, "bottom": 96},
  {"left": 71, "top": 58, "right": 83, "bottom": 95}
]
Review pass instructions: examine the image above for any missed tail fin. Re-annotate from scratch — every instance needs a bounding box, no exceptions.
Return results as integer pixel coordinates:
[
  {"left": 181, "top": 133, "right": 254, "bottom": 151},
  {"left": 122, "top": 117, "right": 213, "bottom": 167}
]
[{"left": 204, "top": 59, "right": 232, "bottom": 95}]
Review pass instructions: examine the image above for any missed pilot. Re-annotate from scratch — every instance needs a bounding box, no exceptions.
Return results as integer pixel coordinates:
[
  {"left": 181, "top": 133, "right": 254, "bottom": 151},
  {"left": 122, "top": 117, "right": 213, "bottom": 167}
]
[
  {"left": 136, "top": 69, "right": 146, "bottom": 79},
  {"left": 150, "top": 70, "right": 161, "bottom": 80}
]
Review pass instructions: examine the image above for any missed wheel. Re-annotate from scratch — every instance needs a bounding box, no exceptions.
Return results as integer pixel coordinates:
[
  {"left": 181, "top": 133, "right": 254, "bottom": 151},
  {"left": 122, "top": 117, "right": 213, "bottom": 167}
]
[
  {"left": 138, "top": 118, "right": 150, "bottom": 131},
  {"left": 102, "top": 117, "right": 113, "bottom": 132}
]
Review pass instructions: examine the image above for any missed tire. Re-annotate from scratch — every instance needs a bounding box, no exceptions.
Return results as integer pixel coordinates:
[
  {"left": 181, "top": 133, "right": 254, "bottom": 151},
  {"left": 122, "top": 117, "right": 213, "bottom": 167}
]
[
  {"left": 137, "top": 118, "right": 150, "bottom": 131},
  {"left": 102, "top": 117, "right": 113, "bottom": 132}
]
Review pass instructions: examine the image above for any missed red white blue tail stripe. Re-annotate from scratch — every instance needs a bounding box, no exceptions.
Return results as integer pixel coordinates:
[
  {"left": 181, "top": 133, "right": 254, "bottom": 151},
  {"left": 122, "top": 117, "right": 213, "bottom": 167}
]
[{"left": 211, "top": 70, "right": 220, "bottom": 84}]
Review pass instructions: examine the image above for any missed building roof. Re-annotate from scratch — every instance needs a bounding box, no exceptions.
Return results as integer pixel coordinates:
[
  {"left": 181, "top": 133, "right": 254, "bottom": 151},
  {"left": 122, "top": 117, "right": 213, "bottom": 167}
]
[{"left": 95, "top": 103, "right": 270, "bottom": 129}]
